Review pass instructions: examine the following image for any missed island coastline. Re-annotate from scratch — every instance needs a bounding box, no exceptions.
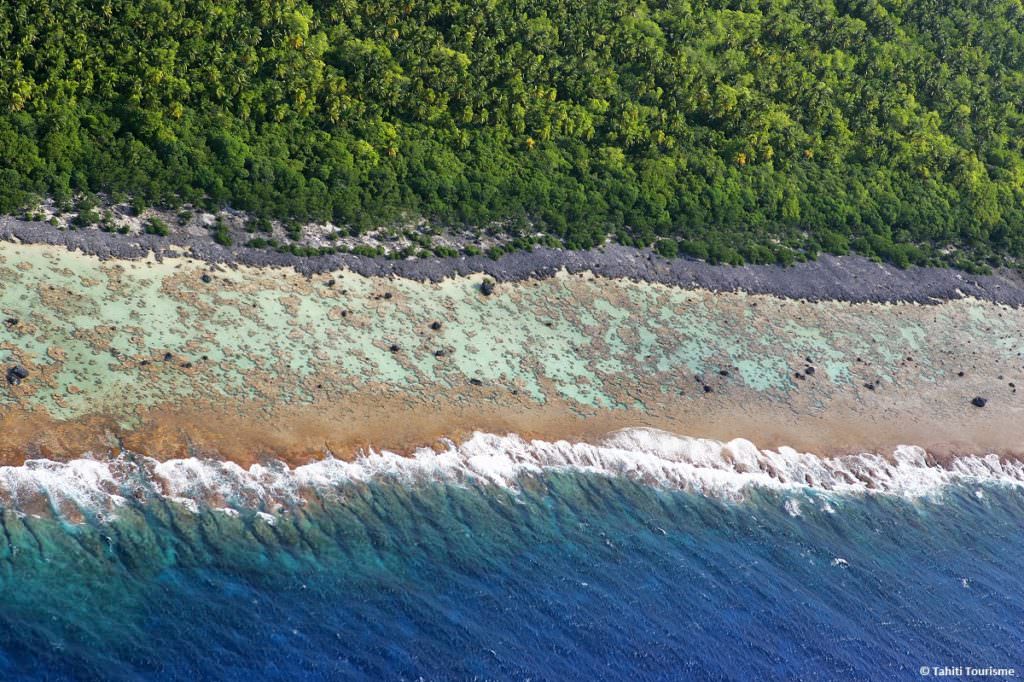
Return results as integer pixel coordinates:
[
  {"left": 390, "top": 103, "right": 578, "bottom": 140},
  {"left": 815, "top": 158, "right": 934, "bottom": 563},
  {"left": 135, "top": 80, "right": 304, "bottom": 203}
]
[{"left": 4, "top": 216, "right": 1024, "bottom": 306}]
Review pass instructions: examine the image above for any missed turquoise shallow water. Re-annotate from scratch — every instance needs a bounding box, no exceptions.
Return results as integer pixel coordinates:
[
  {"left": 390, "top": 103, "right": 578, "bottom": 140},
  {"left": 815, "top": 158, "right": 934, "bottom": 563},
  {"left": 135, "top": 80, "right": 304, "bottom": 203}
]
[{"left": 0, "top": 439, "right": 1020, "bottom": 680}]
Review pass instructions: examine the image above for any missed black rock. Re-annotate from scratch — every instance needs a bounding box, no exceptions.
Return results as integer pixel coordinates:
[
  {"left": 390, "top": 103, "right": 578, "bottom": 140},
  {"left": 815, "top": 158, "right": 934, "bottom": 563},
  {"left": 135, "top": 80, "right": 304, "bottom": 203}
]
[
  {"left": 702, "top": 384, "right": 713, "bottom": 393},
  {"left": 430, "top": 321, "right": 442, "bottom": 331},
  {"left": 163, "top": 352, "right": 173, "bottom": 361},
  {"left": 5, "top": 365, "right": 28, "bottom": 385},
  {"left": 4, "top": 318, "right": 17, "bottom": 327},
  {"left": 383, "top": 292, "right": 393, "bottom": 300},
  {"left": 864, "top": 382, "right": 875, "bottom": 390},
  {"left": 434, "top": 350, "right": 446, "bottom": 357},
  {"left": 480, "top": 279, "right": 495, "bottom": 296},
  {"left": 971, "top": 396, "right": 987, "bottom": 408},
  {"left": 388, "top": 344, "right": 400, "bottom": 353},
  {"left": 718, "top": 369, "right": 729, "bottom": 377},
  {"left": 325, "top": 279, "right": 335, "bottom": 287},
  {"left": 469, "top": 378, "right": 483, "bottom": 386},
  {"left": 804, "top": 366, "right": 816, "bottom": 376},
  {"left": 794, "top": 372, "right": 804, "bottom": 380},
  {"left": 958, "top": 371, "right": 965, "bottom": 377},
  {"left": 201, "top": 273, "right": 212, "bottom": 283}
]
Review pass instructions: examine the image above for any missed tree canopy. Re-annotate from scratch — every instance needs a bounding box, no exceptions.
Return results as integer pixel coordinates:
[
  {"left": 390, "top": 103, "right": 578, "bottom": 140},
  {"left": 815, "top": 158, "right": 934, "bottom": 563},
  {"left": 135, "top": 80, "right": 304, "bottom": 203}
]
[{"left": 2, "top": 0, "right": 1024, "bottom": 270}]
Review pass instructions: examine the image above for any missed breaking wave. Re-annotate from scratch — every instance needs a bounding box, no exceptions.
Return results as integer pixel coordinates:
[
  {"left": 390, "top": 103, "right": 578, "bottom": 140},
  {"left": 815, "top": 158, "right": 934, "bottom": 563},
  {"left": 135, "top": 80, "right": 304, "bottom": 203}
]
[{"left": 0, "top": 428, "right": 1021, "bottom": 520}]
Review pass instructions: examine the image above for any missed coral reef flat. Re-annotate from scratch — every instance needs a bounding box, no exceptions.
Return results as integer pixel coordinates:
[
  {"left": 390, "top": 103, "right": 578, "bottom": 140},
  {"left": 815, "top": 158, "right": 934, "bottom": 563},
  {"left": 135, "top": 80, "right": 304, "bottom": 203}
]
[{"left": 0, "top": 237, "right": 1020, "bottom": 463}]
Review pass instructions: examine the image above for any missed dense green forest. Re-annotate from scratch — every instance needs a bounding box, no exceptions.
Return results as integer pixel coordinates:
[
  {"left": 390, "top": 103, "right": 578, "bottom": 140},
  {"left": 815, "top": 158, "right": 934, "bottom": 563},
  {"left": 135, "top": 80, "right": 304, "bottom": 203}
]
[{"left": 2, "top": 0, "right": 1024, "bottom": 269}]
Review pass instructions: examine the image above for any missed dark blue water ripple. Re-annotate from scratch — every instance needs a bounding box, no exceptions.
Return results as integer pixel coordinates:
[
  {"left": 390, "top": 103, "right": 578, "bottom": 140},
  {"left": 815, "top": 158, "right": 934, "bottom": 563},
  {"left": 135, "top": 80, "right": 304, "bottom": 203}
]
[{"left": 0, "top": 474, "right": 1020, "bottom": 680}]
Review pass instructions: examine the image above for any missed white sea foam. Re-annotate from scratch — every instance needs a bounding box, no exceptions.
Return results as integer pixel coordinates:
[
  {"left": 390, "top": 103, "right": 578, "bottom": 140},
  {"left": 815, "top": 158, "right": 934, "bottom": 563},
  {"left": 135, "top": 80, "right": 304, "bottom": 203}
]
[
  {"left": 784, "top": 499, "right": 802, "bottom": 517},
  {"left": 0, "top": 428, "right": 1020, "bottom": 520},
  {"left": 0, "top": 456, "right": 129, "bottom": 513}
]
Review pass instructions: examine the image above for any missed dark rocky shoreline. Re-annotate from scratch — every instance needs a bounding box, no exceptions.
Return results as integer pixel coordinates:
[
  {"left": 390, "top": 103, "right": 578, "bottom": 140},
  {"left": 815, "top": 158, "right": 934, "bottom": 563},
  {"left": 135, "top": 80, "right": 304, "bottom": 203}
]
[{"left": 4, "top": 215, "right": 1024, "bottom": 305}]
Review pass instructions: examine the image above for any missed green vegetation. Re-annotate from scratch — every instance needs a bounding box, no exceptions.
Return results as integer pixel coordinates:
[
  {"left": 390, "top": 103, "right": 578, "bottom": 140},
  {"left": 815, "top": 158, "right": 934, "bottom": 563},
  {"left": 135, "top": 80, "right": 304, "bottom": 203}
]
[
  {"left": 73, "top": 208, "right": 100, "bottom": 228},
  {"left": 145, "top": 217, "right": 170, "bottom": 236},
  {"left": 247, "top": 216, "right": 273, "bottom": 233},
  {"left": 210, "top": 217, "right": 233, "bottom": 246},
  {"left": 654, "top": 238, "right": 679, "bottom": 259},
  {"left": 2, "top": 0, "right": 1024, "bottom": 271}
]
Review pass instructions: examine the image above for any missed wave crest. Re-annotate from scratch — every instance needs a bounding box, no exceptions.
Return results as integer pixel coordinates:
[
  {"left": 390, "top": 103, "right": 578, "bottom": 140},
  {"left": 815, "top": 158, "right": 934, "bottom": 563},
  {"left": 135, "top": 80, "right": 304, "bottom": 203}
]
[{"left": 0, "top": 429, "right": 1020, "bottom": 520}]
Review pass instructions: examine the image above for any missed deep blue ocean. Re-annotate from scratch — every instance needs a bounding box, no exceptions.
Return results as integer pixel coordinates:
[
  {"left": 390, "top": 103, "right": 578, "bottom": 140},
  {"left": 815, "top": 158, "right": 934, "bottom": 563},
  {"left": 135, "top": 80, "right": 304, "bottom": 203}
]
[{"left": 0, "top": 471, "right": 1020, "bottom": 680}]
